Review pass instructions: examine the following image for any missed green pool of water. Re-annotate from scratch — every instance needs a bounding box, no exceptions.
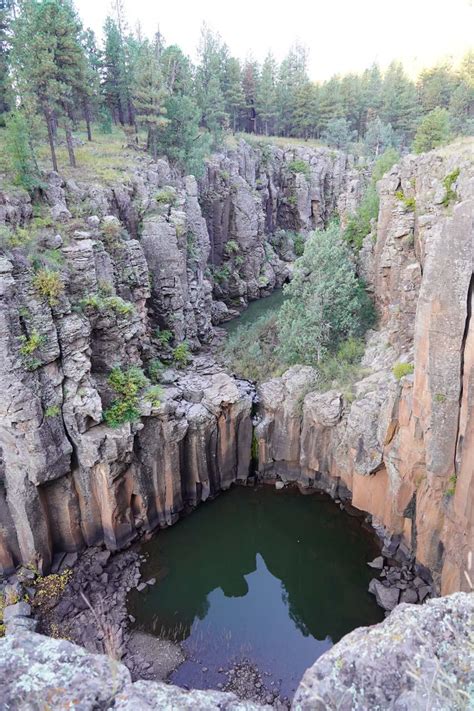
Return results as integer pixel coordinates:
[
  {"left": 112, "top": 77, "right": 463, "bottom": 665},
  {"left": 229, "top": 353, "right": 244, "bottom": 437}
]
[
  {"left": 128, "top": 486, "right": 383, "bottom": 699},
  {"left": 221, "top": 289, "right": 286, "bottom": 336}
]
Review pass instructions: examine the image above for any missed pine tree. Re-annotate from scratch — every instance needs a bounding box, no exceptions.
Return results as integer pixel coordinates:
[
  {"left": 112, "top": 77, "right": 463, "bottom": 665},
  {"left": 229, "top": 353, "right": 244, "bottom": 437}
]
[
  {"left": 195, "top": 25, "right": 228, "bottom": 143},
  {"left": 380, "top": 62, "right": 417, "bottom": 142},
  {"left": 12, "top": 0, "right": 88, "bottom": 170},
  {"left": 223, "top": 56, "right": 244, "bottom": 133},
  {"left": 133, "top": 40, "right": 168, "bottom": 159},
  {"left": 413, "top": 107, "right": 451, "bottom": 153},
  {"left": 5, "top": 108, "right": 42, "bottom": 193},
  {"left": 256, "top": 53, "right": 277, "bottom": 135},
  {"left": 0, "top": 3, "right": 13, "bottom": 122}
]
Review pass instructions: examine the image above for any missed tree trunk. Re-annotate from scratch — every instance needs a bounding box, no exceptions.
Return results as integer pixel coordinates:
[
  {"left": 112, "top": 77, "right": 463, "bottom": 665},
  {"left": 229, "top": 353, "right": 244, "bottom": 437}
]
[
  {"left": 44, "top": 109, "right": 58, "bottom": 172},
  {"left": 83, "top": 100, "right": 92, "bottom": 141},
  {"left": 64, "top": 122, "right": 76, "bottom": 168}
]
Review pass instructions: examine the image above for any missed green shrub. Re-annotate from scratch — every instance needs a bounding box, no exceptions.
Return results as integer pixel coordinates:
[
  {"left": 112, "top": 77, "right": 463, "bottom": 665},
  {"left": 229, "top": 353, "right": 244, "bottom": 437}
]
[
  {"left": 144, "top": 385, "right": 163, "bottom": 407},
  {"left": 80, "top": 294, "right": 134, "bottom": 316},
  {"left": 371, "top": 148, "right": 400, "bottom": 183},
  {"left": 155, "top": 328, "right": 173, "bottom": 346},
  {"left": 173, "top": 342, "right": 191, "bottom": 368},
  {"left": 288, "top": 159, "right": 310, "bottom": 179},
  {"left": 101, "top": 218, "right": 122, "bottom": 246},
  {"left": 103, "top": 366, "right": 149, "bottom": 428},
  {"left": 343, "top": 185, "right": 379, "bottom": 251},
  {"left": 223, "top": 312, "right": 282, "bottom": 381},
  {"left": 434, "top": 392, "right": 446, "bottom": 403},
  {"left": 155, "top": 188, "right": 177, "bottom": 205},
  {"left": 225, "top": 239, "right": 240, "bottom": 255},
  {"left": 19, "top": 329, "right": 45, "bottom": 370},
  {"left": 395, "top": 190, "right": 416, "bottom": 212},
  {"left": 292, "top": 232, "right": 305, "bottom": 257},
  {"left": 441, "top": 168, "right": 460, "bottom": 207},
  {"left": 45, "top": 405, "right": 60, "bottom": 417},
  {"left": 33, "top": 269, "right": 64, "bottom": 306},
  {"left": 212, "top": 264, "right": 232, "bottom": 284},
  {"left": 148, "top": 359, "right": 165, "bottom": 382},
  {"left": 392, "top": 362, "right": 414, "bottom": 380},
  {"left": 446, "top": 473, "right": 457, "bottom": 497}
]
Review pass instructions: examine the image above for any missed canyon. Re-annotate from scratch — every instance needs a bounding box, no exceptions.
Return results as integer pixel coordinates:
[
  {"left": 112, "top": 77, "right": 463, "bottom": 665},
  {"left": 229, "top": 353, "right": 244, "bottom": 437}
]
[{"left": 0, "top": 136, "right": 473, "bottom": 705}]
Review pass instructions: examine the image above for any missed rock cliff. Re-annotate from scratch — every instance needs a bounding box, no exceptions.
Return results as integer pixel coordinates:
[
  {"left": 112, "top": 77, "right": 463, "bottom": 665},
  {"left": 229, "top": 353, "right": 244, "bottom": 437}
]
[
  {"left": 255, "top": 140, "right": 474, "bottom": 594},
  {"left": 1, "top": 592, "right": 471, "bottom": 710},
  {"left": 0, "top": 140, "right": 358, "bottom": 574}
]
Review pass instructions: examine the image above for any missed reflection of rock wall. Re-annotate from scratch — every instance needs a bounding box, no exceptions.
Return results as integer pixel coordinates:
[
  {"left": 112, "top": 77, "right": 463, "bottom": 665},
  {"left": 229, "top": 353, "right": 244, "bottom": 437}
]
[
  {"left": 1, "top": 593, "right": 471, "bottom": 709},
  {"left": 256, "top": 142, "right": 474, "bottom": 594}
]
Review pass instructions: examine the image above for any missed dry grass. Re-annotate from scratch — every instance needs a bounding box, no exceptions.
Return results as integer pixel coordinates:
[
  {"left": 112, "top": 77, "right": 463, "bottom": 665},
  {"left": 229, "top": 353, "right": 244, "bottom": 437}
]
[
  {"left": 230, "top": 132, "right": 324, "bottom": 150},
  {"left": 79, "top": 592, "right": 123, "bottom": 660}
]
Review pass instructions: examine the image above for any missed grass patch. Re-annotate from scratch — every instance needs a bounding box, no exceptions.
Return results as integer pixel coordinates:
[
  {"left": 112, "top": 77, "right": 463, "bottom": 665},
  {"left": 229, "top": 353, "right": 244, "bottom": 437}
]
[
  {"left": 33, "top": 268, "right": 64, "bottom": 306},
  {"left": 103, "top": 366, "right": 149, "bottom": 428}
]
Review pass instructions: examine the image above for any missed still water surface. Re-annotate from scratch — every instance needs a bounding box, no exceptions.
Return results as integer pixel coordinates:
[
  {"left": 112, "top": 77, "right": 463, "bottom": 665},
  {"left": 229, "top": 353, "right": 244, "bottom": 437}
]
[{"left": 129, "top": 487, "right": 383, "bottom": 699}]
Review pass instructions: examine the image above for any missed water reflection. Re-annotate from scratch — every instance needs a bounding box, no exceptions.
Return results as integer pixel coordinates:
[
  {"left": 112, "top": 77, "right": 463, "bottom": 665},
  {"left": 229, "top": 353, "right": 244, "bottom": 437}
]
[{"left": 129, "top": 486, "right": 383, "bottom": 697}]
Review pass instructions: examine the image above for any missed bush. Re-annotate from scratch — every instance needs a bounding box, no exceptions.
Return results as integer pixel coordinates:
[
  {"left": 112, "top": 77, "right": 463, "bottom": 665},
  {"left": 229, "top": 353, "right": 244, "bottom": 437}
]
[
  {"left": 45, "top": 405, "right": 61, "bottom": 417},
  {"left": 173, "top": 342, "right": 191, "bottom": 368},
  {"left": 288, "top": 159, "right": 310, "bottom": 179},
  {"left": 155, "top": 328, "right": 173, "bottom": 346},
  {"left": 144, "top": 385, "right": 163, "bottom": 407},
  {"left": 223, "top": 312, "right": 282, "bottom": 381},
  {"left": 225, "top": 239, "right": 240, "bottom": 255},
  {"left": 33, "top": 269, "right": 64, "bottom": 306},
  {"left": 441, "top": 168, "right": 460, "bottom": 207},
  {"left": 392, "top": 362, "right": 414, "bottom": 380},
  {"left": 80, "top": 294, "right": 134, "bottom": 316},
  {"left": 155, "top": 187, "right": 177, "bottom": 205},
  {"left": 292, "top": 232, "right": 305, "bottom": 257},
  {"left": 103, "top": 366, "right": 149, "bottom": 428},
  {"left": 395, "top": 190, "right": 416, "bottom": 212},
  {"left": 148, "top": 359, "right": 165, "bottom": 382},
  {"left": 19, "top": 329, "right": 45, "bottom": 370},
  {"left": 446, "top": 473, "right": 457, "bottom": 497},
  {"left": 343, "top": 185, "right": 379, "bottom": 251}
]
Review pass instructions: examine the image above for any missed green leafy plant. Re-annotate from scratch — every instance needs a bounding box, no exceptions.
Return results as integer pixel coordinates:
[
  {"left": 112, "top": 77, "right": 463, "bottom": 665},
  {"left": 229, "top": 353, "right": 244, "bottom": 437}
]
[
  {"left": 225, "top": 239, "right": 240, "bottom": 255},
  {"left": 19, "top": 329, "right": 45, "bottom": 370},
  {"left": 173, "top": 342, "right": 191, "bottom": 368},
  {"left": 155, "top": 187, "right": 177, "bottom": 205},
  {"left": 155, "top": 328, "right": 173, "bottom": 346},
  {"left": 434, "top": 392, "right": 446, "bottom": 404},
  {"left": 33, "top": 268, "right": 64, "bottom": 306},
  {"left": 103, "top": 366, "right": 149, "bottom": 428},
  {"left": 441, "top": 168, "right": 460, "bottom": 207},
  {"left": 446, "top": 473, "right": 457, "bottom": 497},
  {"left": 80, "top": 294, "right": 134, "bottom": 316},
  {"left": 392, "top": 362, "right": 414, "bottom": 380},
  {"left": 45, "top": 405, "right": 60, "bottom": 417},
  {"left": 292, "top": 232, "right": 305, "bottom": 257},
  {"left": 212, "top": 264, "right": 232, "bottom": 284},
  {"left": 148, "top": 359, "right": 165, "bottom": 382},
  {"left": 144, "top": 385, "right": 163, "bottom": 407},
  {"left": 395, "top": 190, "right": 416, "bottom": 212},
  {"left": 288, "top": 159, "right": 310, "bottom": 179}
]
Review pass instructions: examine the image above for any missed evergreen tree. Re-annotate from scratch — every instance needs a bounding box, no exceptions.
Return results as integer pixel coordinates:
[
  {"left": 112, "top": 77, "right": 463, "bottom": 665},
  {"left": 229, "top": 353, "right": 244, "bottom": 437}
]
[
  {"left": 103, "top": 16, "right": 133, "bottom": 126},
  {"left": 413, "top": 107, "right": 451, "bottom": 153},
  {"left": 242, "top": 58, "right": 259, "bottom": 133},
  {"left": 195, "top": 26, "right": 228, "bottom": 144},
  {"left": 417, "top": 63, "right": 456, "bottom": 114},
  {"left": 0, "top": 3, "right": 13, "bottom": 122},
  {"left": 276, "top": 44, "right": 309, "bottom": 135},
  {"left": 223, "top": 56, "right": 244, "bottom": 132},
  {"left": 133, "top": 40, "right": 168, "bottom": 159},
  {"left": 321, "top": 117, "right": 354, "bottom": 150},
  {"left": 5, "top": 108, "right": 42, "bottom": 193},
  {"left": 364, "top": 116, "right": 397, "bottom": 156},
  {"left": 255, "top": 53, "right": 277, "bottom": 135},
  {"left": 12, "top": 0, "right": 88, "bottom": 170},
  {"left": 380, "top": 61, "right": 417, "bottom": 141}
]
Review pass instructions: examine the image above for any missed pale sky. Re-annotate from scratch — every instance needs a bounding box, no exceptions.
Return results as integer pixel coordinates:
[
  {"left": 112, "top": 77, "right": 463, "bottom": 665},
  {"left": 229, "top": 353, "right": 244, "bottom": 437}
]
[{"left": 76, "top": 0, "right": 474, "bottom": 81}]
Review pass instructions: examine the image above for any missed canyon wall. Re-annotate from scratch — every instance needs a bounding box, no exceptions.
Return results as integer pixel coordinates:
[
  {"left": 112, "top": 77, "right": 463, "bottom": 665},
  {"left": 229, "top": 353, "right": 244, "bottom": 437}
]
[
  {"left": 255, "top": 140, "right": 474, "bottom": 594},
  {"left": 0, "top": 141, "right": 358, "bottom": 574}
]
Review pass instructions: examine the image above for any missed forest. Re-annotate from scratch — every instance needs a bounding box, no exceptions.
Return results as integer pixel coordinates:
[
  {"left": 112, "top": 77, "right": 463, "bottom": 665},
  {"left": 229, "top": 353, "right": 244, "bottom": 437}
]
[{"left": 0, "top": 0, "right": 473, "bottom": 190}]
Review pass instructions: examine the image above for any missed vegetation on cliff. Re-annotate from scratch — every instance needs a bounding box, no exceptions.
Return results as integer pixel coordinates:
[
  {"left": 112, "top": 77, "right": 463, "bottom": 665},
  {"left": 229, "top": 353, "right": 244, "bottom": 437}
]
[{"left": 224, "top": 222, "right": 375, "bottom": 382}]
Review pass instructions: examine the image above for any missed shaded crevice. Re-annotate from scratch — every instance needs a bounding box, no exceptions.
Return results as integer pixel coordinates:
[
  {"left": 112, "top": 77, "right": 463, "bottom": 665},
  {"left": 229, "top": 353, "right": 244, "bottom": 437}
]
[{"left": 454, "top": 272, "right": 474, "bottom": 473}]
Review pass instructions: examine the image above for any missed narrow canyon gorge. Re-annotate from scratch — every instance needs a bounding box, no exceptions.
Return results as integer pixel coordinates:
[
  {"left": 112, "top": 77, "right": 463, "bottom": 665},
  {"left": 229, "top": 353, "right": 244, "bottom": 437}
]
[{"left": 0, "top": 136, "right": 473, "bottom": 708}]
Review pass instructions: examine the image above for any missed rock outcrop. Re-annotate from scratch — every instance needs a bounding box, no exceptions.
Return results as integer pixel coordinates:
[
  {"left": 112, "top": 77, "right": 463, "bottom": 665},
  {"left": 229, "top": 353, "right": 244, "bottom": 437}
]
[
  {"left": 255, "top": 140, "right": 474, "bottom": 594},
  {"left": 293, "top": 591, "right": 474, "bottom": 710},
  {"left": 200, "top": 141, "right": 364, "bottom": 313},
  {"left": 1, "top": 592, "right": 471, "bottom": 709}
]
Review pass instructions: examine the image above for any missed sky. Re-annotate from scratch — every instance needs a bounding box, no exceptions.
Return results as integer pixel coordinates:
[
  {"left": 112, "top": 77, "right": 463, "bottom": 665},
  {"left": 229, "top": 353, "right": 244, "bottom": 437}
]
[{"left": 75, "top": 0, "right": 474, "bottom": 81}]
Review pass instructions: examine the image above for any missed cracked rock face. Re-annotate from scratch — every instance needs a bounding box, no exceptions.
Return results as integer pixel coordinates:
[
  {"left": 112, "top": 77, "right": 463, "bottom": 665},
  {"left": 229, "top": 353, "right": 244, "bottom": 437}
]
[{"left": 256, "top": 141, "right": 474, "bottom": 594}]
